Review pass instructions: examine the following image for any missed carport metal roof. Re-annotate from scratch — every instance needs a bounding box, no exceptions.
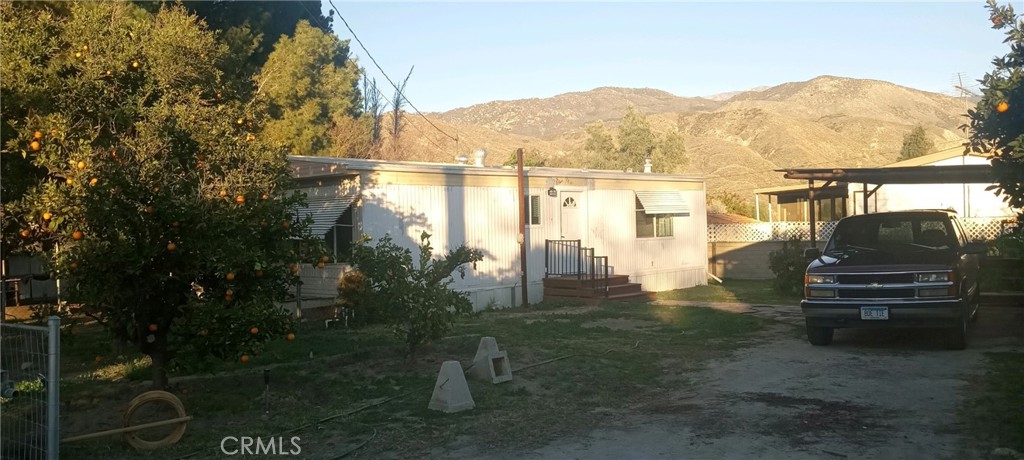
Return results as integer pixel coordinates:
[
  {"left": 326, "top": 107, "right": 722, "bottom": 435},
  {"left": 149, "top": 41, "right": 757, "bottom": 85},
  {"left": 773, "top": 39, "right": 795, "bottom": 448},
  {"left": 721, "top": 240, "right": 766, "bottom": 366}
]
[
  {"left": 773, "top": 163, "right": 1000, "bottom": 246},
  {"left": 776, "top": 164, "right": 997, "bottom": 184}
]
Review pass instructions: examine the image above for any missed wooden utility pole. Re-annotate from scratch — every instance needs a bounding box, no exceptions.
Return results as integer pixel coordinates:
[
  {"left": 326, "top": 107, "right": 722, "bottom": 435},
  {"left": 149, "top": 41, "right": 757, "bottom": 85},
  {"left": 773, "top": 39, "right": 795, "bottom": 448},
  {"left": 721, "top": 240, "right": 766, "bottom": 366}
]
[{"left": 516, "top": 148, "right": 528, "bottom": 308}]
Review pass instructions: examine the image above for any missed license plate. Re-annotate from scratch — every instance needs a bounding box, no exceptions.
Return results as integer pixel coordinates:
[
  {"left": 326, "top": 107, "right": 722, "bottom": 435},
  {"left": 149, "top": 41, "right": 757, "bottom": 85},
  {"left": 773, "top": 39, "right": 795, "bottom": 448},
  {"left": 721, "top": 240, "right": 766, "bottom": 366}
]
[{"left": 860, "top": 306, "right": 889, "bottom": 320}]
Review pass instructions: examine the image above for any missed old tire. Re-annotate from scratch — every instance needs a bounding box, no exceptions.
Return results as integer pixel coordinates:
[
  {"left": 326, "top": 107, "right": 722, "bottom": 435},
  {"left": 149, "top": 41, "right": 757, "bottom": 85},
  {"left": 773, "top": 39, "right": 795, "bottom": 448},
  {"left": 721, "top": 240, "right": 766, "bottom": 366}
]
[
  {"left": 123, "top": 390, "right": 188, "bottom": 450},
  {"left": 806, "top": 323, "right": 834, "bottom": 346}
]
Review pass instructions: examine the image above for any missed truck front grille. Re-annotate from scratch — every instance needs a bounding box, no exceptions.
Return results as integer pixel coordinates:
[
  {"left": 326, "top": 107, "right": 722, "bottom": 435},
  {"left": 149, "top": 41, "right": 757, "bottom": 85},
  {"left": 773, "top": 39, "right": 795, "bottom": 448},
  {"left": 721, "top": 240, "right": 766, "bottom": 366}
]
[
  {"left": 836, "top": 273, "right": 915, "bottom": 284},
  {"left": 836, "top": 289, "right": 916, "bottom": 299}
]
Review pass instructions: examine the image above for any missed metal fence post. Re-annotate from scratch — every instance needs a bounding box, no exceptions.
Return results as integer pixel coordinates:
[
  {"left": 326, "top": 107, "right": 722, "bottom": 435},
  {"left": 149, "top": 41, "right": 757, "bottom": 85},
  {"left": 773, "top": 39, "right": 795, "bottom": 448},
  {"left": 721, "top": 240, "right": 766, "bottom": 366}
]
[{"left": 46, "top": 316, "right": 59, "bottom": 460}]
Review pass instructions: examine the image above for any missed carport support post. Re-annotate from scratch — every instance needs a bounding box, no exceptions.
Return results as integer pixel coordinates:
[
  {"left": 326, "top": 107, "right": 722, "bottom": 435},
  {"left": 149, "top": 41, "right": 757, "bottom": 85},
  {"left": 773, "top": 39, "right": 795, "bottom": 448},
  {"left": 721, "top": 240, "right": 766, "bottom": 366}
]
[
  {"left": 863, "top": 183, "right": 869, "bottom": 214},
  {"left": 808, "top": 180, "right": 816, "bottom": 247}
]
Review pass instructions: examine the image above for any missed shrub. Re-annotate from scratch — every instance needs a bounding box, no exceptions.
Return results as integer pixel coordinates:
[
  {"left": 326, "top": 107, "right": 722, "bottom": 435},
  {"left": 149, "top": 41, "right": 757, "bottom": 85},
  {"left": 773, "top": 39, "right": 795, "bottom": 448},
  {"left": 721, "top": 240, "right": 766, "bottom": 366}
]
[
  {"left": 349, "top": 232, "right": 484, "bottom": 355},
  {"left": 768, "top": 237, "right": 810, "bottom": 295}
]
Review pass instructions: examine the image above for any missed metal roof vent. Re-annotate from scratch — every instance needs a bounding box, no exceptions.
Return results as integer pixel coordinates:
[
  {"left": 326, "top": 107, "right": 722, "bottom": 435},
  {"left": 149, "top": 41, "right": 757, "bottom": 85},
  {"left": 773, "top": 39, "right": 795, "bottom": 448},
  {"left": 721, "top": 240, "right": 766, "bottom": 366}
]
[
  {"left": 472, "top": 148, "right": 487, "bottom": 167},
  {"left": 455, "top": 153, "right": 469, "bottom": 165}
]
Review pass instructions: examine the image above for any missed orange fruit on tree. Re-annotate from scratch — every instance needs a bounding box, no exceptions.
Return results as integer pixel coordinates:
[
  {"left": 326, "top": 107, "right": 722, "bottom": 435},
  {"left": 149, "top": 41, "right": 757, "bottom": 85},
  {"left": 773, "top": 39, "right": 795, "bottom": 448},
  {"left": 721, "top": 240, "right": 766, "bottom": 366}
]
[
  {"left": 246, "top": 134, "right": 255, "bottom": 142},
  {"left": 66, "top": 178, "right": 74, "bottom": 185},
  {"left": 89, "top": 178, "right": 98, "bottom": 186},
  {"left": 226, "top": 272, "right": 235, "bottom": 281},
  {"left": 94, "top": 356, "right": 103, "bottom": 364},
  {"left": 69, "top": 262, "right": 78, "bottom": 270},
  {"left": 42, "top": 212, "right": 52, "bottom": 221},
  {"left": 316, "top": 261, "right": 325, "bottom": 269},
  {"left": 996, "top": 101, "right": 1009, "bottom": 113},
  {"left": 131, "top": 60, "right": 139, "bottom": 69},
  {"left": 74, "top": 51, "right": 82, "bottom": 59},
  {"left": 81, "top": 45, "right": 88, "bottom": 51},
  {"left": 50, "top": 129, "right": 58, "bottom": 137},
  {"left": 105, "top": 70, "right": 112, "bottom": 77},
  {"left": 250, "top": 327, "right": 259, "bottom": 335},
  {"left": 145, "top": 206, "right": 154, "bottom": 214},
  {"left": 148, "top": 323, "right": 158, "bottom": 332},
  {"left": 289, "top": 264, "right": 299, "bottom": 274},
  {"left": 321, "top": 255, "right": 329, "bottom": 263},
  {"left": 199, "top": 329, "right": 208, "bottom": 337},
  {"left": 225, "top": 289, "right": 234, "bottom": 296},
  {"left": 235, "top": 195, "right": 245, "bottom": 205},
  {"left": 286, "top": 333, "right": 296, "bottom": 341},
  {"left": 281, "top": 220, "right": 289, "bottom": 229},
  {"left": 261, "top": 193, "right": 269, "bottom": 200},
  {"left": 19, "top": 229, "right": 30, "bottom": 239},
  {"left": 30, "top": 141, "right": 40, "bottom": 151},
  {"left": 167, "top": 242, "right": 177, "bottom": 252},
  {"left": 236, "top": 118, "right": 244, "bottom": 125},
  {"left": 219, "top": 190, "right": 227, "bottom": 198},
  {"left": 77, "top": 161, "right": 85, "bottom": 170},
  {"left": 240, "top": 355, "right": 250, "bottom": 364},
  {"left": 72, "top": 230, "right": 83, "bottom": 240},
  {"left": 255, "top": 270, "right": 263, "bottom": 277},
  {"left": 33, "top": 131, "right": 42, "bottom": 139}
]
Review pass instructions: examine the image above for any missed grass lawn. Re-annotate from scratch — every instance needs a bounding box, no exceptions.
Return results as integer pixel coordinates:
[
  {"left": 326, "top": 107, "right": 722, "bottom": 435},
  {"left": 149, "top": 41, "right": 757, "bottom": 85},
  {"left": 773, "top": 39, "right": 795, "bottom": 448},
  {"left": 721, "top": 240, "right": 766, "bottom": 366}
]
[
  {"left": 959, "top": 352, "right": 1024, "bottom": 455},
  {"left": 50, "top": 295, "right": 769, "bottom": 460},
  {"left": 656, "top": 279, "right": 802, "bottom": 306}
]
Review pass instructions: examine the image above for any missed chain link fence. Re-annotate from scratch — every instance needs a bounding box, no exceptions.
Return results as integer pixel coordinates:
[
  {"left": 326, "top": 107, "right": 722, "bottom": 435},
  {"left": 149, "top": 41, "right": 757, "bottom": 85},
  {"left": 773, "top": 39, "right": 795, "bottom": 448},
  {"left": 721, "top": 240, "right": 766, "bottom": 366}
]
[{"left": 0, "top": 316, "right": 60, "bottom": 460}]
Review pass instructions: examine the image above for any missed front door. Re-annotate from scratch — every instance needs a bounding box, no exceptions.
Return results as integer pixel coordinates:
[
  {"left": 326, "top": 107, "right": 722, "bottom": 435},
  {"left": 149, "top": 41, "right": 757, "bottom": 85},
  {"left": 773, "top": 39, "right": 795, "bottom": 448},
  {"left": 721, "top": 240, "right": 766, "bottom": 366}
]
[{"left": 559, "top": 191, "right": 582, "bottom": 240}]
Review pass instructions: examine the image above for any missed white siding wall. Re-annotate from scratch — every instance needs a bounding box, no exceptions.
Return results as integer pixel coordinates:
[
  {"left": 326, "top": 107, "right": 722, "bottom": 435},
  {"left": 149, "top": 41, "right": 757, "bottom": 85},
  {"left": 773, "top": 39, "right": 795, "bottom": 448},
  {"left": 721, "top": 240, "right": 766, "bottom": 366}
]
[
  {"left": 361, "top": 183, "right": 557, "bottom": 308},
  {"left": 851, "top": 156, "right": 1016, "bottom": 218},
  {"left": 585, "top": 189, "right": 708, "bottom": 291},
  {"left": 361, "top": 182, "right": 707, "bottom": 309}
]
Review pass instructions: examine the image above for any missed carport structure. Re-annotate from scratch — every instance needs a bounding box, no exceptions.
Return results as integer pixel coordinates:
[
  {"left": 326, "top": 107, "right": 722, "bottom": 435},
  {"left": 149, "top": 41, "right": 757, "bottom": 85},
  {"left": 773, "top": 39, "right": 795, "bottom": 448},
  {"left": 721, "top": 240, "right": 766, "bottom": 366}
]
[{"left": 775, "top": 163, "right": 998, "bottom": 245}]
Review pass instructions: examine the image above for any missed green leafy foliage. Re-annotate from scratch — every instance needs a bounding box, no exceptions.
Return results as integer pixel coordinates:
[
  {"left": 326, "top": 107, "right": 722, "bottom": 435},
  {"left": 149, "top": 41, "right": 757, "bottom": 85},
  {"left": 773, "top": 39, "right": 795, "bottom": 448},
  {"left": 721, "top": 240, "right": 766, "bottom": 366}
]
[
  {"left": 581, "top": 107, "right": 688, "bottom": 172},
  {"left": 348, "top": 232, "right": 484, "bottom": 354},
  {"left": 898, "top": 125, "right": 935, "bottom": 160},
  {"left": 0, "top": 2, "right": 324, "bottom": 387},
  {"left": 257, "top": 21, "right": 362, "bottom": 156},
  {"left": 968, "top": 2, "right": 1023, "bottom": 209},
  {"left": 708, "top": 191, "right": 755, "bottom": 217},
  {"left": 768, "top": 237, "right": 810, "bottom": 295}
]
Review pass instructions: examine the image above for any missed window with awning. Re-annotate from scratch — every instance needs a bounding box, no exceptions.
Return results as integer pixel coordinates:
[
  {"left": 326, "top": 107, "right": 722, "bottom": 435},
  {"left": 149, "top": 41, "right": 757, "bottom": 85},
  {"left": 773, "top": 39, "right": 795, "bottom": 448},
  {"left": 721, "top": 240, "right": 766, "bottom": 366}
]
[
  {"left": 634, "top": 191, "right": 688, "bottom": 238},
  {"left": 634, "top": 191, "right": 691, "bottom": 216},
  {"left": 294, "top": 186, "right": 360, "bottom": 237}
]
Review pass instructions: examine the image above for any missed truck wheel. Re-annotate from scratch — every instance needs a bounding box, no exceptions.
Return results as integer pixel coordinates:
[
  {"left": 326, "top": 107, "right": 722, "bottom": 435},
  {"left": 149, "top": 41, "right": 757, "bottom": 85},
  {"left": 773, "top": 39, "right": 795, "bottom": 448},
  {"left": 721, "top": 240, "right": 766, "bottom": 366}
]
[{"left": 806, "top": 322, "right": 834, "bottom": 346}]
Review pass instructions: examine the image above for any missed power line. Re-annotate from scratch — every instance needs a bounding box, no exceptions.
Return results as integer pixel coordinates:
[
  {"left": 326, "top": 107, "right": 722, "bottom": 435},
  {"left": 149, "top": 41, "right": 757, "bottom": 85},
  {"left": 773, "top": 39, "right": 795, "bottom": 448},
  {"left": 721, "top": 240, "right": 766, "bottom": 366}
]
[{"left": 326, "top": 0, "right": 459, "bottom": 144}]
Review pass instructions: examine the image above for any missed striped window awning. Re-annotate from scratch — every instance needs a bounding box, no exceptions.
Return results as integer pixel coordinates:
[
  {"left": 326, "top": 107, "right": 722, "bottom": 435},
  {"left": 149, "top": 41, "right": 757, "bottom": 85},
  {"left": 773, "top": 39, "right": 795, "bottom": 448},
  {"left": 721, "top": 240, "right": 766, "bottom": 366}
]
[
  {"left": 294, "top": 185, "right": 360, "bottom": 237},
  {"left": 635, "top": 191, "right": 690, "bottom": 215}
]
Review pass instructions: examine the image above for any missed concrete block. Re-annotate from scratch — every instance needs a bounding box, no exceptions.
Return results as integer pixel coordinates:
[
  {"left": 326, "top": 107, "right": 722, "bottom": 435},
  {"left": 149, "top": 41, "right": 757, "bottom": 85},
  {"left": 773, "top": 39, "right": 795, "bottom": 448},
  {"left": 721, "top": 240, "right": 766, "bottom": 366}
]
[
  {"left": 470, "top": 337, "right": 513, "bottom": 384},
  {"left": 428, "top": 361, "right": 475, "bottom": 413}
]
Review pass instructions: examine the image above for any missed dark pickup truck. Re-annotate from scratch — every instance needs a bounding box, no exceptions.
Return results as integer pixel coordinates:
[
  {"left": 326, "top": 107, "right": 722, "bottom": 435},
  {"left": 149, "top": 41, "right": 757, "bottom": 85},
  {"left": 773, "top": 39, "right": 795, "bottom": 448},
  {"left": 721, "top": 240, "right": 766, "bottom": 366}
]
[{"left": 801, "top": 210, "right": 986, "bottom": 349}]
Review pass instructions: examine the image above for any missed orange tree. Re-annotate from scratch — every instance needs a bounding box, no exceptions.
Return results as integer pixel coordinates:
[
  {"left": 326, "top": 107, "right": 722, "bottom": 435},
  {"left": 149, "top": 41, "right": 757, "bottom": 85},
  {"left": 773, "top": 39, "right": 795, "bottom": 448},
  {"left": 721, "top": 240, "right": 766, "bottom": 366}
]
[
  {"left": 968, "top": 1, "right": 1023, "bottom": 208},
  {"left": 1, "top": 3, "right": 324, "bottom": 388}
]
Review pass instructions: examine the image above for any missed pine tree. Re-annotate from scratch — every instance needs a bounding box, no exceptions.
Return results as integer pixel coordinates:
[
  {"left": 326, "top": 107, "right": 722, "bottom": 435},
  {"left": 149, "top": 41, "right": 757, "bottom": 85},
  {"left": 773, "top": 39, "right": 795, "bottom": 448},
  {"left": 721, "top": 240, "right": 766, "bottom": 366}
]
[{"left": 898, "top": 125, "right": 934, "bottom": 160}]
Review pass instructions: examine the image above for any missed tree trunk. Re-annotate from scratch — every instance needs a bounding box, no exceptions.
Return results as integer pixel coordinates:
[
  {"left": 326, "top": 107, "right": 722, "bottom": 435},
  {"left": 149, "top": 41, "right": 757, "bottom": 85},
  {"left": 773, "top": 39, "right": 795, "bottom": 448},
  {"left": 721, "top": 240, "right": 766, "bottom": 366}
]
[{"left": 149, "top": 347, "right": 169, "bottom": 390}]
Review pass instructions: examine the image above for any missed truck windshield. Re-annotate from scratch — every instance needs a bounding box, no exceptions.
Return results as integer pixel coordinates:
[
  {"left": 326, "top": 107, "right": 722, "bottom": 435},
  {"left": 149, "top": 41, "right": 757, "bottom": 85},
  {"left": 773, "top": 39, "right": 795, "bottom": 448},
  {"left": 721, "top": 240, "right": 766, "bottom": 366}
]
[{"left": 824, "top": 215, "right": 956, "bottom": 255}]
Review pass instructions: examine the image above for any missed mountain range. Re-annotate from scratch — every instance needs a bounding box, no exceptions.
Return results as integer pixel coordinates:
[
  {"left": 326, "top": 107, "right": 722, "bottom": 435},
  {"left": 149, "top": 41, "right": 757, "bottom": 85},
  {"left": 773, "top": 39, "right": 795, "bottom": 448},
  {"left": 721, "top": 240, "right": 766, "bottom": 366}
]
[{"left": 384, "top": 75, "right": 974, "bottom": 202}]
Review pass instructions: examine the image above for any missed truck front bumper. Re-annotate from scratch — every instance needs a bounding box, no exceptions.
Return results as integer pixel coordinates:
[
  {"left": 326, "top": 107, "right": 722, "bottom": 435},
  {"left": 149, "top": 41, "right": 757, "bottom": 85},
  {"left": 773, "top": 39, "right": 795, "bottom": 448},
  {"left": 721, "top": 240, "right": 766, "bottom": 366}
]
[{"left": 801, "top": 299, "right": 964, "bottom": 328}]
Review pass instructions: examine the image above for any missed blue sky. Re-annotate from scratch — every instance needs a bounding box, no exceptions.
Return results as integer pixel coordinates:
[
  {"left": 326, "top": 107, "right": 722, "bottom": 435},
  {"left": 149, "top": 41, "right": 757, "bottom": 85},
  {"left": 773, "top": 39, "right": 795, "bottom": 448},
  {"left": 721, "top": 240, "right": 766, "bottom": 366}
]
[{"left": 327, "top": 1, "right": 1013, "bottom": 113}]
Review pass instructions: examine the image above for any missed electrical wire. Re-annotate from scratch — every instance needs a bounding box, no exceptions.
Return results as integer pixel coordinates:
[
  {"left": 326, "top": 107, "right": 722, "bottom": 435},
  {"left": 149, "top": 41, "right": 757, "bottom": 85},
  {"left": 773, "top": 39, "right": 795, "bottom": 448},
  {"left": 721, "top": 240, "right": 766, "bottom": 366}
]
[{"left": 327, "top": 0, "right": 459, "bottom": 144}]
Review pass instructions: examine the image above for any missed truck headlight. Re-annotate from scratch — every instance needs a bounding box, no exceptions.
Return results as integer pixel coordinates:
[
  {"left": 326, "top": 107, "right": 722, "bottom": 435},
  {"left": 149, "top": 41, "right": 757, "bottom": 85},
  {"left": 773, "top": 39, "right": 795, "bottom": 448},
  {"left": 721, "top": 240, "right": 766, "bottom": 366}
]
[
  {"left": 915, "top": 272, "right": 951, "bottom": 283},
  {"left": 806, "top": 274, "right": 835, "bottom": 284}
]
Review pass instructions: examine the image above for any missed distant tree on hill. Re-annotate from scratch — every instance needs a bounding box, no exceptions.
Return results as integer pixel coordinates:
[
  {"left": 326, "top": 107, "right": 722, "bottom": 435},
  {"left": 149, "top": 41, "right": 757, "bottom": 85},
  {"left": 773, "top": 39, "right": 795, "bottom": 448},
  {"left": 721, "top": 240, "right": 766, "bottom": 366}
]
[
  {"left": 502, "top": 149, "right": 546, "bottom": 167},
  {"left": 618, "top": 107, "right": 657, "bottom": 169},
  {"left": 708, "top": 192, "right": 755, "bottom": 217},
  {"left": 580, "top": 108, "right": 688, "bottom": 172},
  {"left": 898, "top": 125, "right": 934, "bottom": 160},
  {"left": 967, "top": 1, "right": 1023, "bottom": 209}
]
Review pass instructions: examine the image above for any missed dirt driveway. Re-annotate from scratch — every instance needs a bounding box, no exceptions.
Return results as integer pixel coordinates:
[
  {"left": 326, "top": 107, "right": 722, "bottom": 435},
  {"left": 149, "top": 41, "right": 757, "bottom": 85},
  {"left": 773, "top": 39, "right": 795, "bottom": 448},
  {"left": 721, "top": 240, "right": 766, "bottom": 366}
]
[{"left": 449, "top": 303, "right": 1024, "bottom": 460}]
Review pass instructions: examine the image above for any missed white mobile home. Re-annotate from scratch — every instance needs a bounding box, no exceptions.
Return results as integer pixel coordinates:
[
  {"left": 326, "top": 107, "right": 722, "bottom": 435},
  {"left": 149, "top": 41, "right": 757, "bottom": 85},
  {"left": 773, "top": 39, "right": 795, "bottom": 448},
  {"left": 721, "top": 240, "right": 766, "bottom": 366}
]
[{"left": 288, "top": 156, "right": 708, "bottom": 311}]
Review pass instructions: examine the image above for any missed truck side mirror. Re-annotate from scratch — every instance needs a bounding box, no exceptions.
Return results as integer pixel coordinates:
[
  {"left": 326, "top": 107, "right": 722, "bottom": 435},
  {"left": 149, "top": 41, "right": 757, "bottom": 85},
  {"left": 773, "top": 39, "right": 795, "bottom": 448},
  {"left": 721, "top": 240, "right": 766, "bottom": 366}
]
[{"left": 803, "top": 248, "right": 821, "bottom": 259}]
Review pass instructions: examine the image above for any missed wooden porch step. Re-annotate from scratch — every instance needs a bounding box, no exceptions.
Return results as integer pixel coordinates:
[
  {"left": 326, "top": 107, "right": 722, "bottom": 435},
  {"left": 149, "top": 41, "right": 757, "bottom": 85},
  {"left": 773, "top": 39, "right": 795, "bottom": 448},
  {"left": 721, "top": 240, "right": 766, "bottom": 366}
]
[
  {"left": 543, "top": 274, "right": 631, "bottom": 289},
  {"left": 607, "top": 283, "right": 642, "bottom": 296}
]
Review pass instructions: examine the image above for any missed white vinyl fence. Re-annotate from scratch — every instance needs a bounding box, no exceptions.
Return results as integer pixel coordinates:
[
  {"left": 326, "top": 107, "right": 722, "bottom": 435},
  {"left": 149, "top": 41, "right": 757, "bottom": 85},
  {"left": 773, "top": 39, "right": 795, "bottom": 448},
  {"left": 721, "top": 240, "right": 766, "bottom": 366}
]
[{"left": 709, "top": 217, "right": 1017, "bottom": 242}]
